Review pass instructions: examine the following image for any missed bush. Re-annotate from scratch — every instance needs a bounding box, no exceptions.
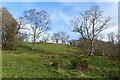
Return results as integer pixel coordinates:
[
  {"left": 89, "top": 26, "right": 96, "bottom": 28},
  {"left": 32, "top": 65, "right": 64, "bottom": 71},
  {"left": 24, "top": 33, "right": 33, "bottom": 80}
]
[{"left": 71, "top": 56, "right": 89, "bottom": 72}]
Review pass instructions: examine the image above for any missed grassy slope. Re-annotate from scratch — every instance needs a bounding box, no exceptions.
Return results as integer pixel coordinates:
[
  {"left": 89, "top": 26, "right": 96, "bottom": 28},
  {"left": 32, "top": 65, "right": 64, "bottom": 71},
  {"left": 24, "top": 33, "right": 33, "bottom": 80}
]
[
  {"left": 2, "top": 42, "right": 119, "bottom": 78},
  {"left": 18, "top": 42, "right": 80, "bottom": 56}
]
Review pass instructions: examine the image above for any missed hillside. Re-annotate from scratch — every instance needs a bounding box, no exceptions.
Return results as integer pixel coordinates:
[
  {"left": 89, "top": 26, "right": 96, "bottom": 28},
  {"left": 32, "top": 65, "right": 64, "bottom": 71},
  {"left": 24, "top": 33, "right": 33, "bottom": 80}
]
[
  {"left": 2, "top": 42, "right": 120, "bottom": 78},
  {"left": 17, "top": 42, "right": 81, "bottom": 56}
]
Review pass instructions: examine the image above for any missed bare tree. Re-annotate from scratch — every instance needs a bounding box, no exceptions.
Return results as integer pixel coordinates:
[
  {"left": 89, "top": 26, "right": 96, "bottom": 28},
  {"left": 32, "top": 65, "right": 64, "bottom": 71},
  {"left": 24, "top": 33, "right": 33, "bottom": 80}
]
[
  {"left": 107, "top": 32, "right": 120, "bottom": 45},
  {"left": 107, "top": 32, "right": 116, "bottom": 43},
  {"left": 15, "top": 17, "right": 30, "bottom": 43},
  {"left": 116, "top": 34, "right": 120, "bottom": 44},
  {"left": 58, "top": 31, "right": 70, "bottom": 44},
  {"left": 24, "top": 9, "right": 51, "bottom": 50},
  {"left": 107, "top": 33, "right": 120, "bottom": 57},
  {"left": 68, "top": 40, "right": 72, "bottom": 45},
  {"left": 16, "top": 17, "right": 28, "bottom": 34},
  {"left": 16, "top": 32, "right": 29, "bottom": 42},
  {"left": 95, "top": 34, "right": 104, "bottom": 41},
  {"left": 71, "top": 5, "right": 112, "bottom": 56},
  {"left": 51, "top": 33, "right": 60, "bottom": 43},
  {"left": 117, "top": 37, "right": 120, "bottom": 57},
  {"left": 42, "top": 36, "right": 49, "bottom": 43}
]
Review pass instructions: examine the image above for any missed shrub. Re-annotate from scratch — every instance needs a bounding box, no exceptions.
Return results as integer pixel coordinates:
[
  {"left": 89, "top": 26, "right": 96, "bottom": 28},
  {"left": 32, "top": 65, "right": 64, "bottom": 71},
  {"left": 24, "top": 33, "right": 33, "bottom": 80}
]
[{"left": 71, "top": 56, "right": 89, "bottom": 72}]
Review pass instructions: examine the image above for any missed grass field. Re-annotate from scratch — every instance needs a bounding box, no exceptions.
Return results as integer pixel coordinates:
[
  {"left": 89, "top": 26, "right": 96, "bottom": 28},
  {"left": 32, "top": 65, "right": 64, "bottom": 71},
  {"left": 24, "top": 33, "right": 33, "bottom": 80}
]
[{"left": 2, "top": 42, "right": 120, "bottom": 78}]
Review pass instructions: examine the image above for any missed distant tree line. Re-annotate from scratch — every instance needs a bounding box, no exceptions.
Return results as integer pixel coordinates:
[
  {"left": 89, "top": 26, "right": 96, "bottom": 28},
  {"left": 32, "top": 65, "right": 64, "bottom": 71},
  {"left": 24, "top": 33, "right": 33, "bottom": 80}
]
[
  {"left": 68, "top": 33, "right": 120, "bottom": 57},
  {"left": 51, "top": 31, "right": 69, "bottom": 44}
]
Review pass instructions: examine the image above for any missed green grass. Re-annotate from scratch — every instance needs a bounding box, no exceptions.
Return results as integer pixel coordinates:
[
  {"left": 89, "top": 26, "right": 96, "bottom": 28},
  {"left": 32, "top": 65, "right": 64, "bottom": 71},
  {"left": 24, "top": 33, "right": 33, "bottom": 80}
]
[
  {"left": 17, "top": 42, "right": 81, "bottom": 56},
  {"left": 2, "top": 42, "right": 120, "bottom": 78}
]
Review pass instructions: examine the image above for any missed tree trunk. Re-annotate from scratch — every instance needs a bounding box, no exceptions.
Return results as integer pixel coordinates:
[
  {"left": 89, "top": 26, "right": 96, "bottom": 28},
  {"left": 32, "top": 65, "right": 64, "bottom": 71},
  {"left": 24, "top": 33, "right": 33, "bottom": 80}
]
[
  {"left": 32, "top": 42, "right": 35, "bottom": 50},
  {"left": 62, "top": 41, "right": 63, "bottom": 44},
  {"left": 32, "top": 36, "right": 36, "bottom": 50},
  {"left": 90, "top": 40, "right": 94, "bottom": 56},
  {"left": 56, "top": 40, "right": 58, "bottom": 43}
]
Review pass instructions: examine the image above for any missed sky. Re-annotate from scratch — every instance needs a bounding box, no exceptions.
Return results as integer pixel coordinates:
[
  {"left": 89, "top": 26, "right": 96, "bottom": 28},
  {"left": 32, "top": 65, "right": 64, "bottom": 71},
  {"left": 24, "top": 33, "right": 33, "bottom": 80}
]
[
  {"left": 1, "top": 1, "right": 118, "bottom": 42},
  {"left": 1, "top": 0, "right": 119, "bottom": 2}
]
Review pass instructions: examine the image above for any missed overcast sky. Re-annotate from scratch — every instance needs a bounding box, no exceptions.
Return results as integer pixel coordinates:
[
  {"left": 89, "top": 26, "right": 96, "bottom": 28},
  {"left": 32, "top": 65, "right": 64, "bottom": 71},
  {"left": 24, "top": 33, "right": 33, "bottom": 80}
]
[{"left": 1, "top": 1, "right": 118, "bottom": 42}]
